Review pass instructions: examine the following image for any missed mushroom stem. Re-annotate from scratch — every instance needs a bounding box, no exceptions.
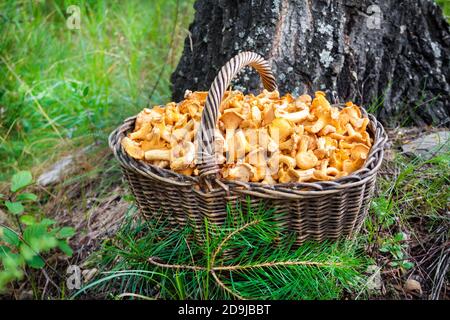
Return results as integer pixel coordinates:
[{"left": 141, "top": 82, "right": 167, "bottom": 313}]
[
  {"left": 144, "top": 149, "right": 171, "bottom": 161},
  {"left": 277, "top": 108, "right": 310, "bottom": 122},
  {"left": 296, "top": 135, "right": 318, "bottom": 170},
  {"left": 171, "top": 141, "right": 195, "bottom": 171}
]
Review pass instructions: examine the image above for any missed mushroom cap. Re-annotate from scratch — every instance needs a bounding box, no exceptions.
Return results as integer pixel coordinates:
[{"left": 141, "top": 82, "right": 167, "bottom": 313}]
[
  {"left": 297, "top": 94, "right": 312, "bottom": 105},
  {"left": 121, "top": 137, "right": 144, "bottom": 160},
  {"left": 326, "top": 167, "right": 339, "bottom": 176},
  {"left": 342, "top": 102, "right": 362, "bottom": 118},
  {"left": 141, "top": 139, "right": 167, "bottom": 151},
  {"left": 342, "top": 158, "right": 365, "bottom": 174},
  {"left": 311, "top": 91, "right": 331, "bottom": 111},
  {"left": 350, "top": 143, "right": 370, "bottom": 160},
  {"left": 252, "top": 128, "right": 278, "bottom": 153},
  {"left": 225, "top": 163, "right": 253, "bottom": 182},
  {"left": 319, "top": 124, "right": 336, "bottom": 136},
  {"left": 234, "top": 130, "right": 252, "bottom": 158},
  {"left": 250, "top": 165, "right": 266, "bottom": 182},
  {"left": 130, "top": 122, "right": 152, "bottom": 140},
  {"left": 251, "top": 106, "right": 262, "bottom": 124},
  {"left": 245, "top": 147, "right": 266, "bottom": 167},
  {"left": 185, "top": 91, "right": 208, "bottom": 103},
  {"left": 278, "top": 168, "right": 294, "bottom": 183},
  {"left": 330, "top": 149, "right": 349, "bottom": 171},
  {"left": 262, "top": 105, "right": 275, "bottom": 125},
  {"left": 220, "top": 90, "right": 245, "bottom": 113},
  {"left": 240, "top": 119, "right": 259, "bottom": 129},
  {"left": 135, "top": 108, "right": 162, "bottom": 130},
  {"left": 276, "top": 108, "right": 310, "bottom": 122},
  {"left": 164, "top": 103, "right": 180, "bottom": 125},
  {"left": 141, "top": 127, "right": 167, "bottom": 151},
  {"left": 312, "top": 169, "right": 333, "bottom": 181},
  {"left": 278, "top": 154, "right": 297, "bottom": 169},
  {"left": 296, "top": 150, "right": 318, "bottom": 170},
  {"left": 308, "top": 111, "right": 331, "bottom": 133},
  {"left": 220, "top": 109, "right": 245, "bottom": 130},
  {"left": 170, "top": 141, "right": 195, "bottom": 171},
  {"left": 269, "top": 118, "right": 294, "bottom": 142}
]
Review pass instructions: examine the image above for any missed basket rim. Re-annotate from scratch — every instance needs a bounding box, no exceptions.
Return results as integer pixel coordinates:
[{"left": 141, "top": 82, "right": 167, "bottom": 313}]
[{"left": 109, "top": 103, "right": 387, "bottom": 196}]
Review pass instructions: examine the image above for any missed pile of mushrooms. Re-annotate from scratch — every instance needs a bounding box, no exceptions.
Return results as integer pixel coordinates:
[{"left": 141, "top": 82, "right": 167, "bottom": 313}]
[{"left": 121, "top": 89, "right": 372, "bottom": 183}]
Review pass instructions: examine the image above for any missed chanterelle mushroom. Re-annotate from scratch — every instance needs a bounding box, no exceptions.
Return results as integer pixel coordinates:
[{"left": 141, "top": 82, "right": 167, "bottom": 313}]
[
  {"left": 220, "top": 109, "right": 245, "bottom": 162},
  {"left": 123, "top": 90, "right": 372, "bottom": 184},
  {"left": 295, "top": 135, "right": 318, "bottom": 170},
  {"left": 245, "top": 147, "right": 268, "bottom": 182},
  {"left": 224, "top": 163, "right": 253, "bottom": 182},
  {"left": 342, "top": 158, "right": 364, "bottom": 175},
  {"left": 130, "top": 122, "right": 152, "bottom": 140},
  {"left": 350, "top": 143, "right": 370, "bottom": 160},
  {"left": 276, "top": 107, "right": 310, "bottom": 123},
  {"left": 144, "top": 149, "right": 171, "bottom": 161},
  {"left": 313, "top": 159, "right": 335, "bottom": 181},
  {"left": 289, "top": 168, "right": 315, "bottom": 182},
  {"left": 121, "top": 137, "right": 144, "bottom": 160},
  {"left": 141, "top": 127, "right": 167, "bottom": 151},
  {"left": 170, "top": 141, "right": 195, "bottom": 171},
  {"left": 269, "top": 118, "right": 293, "bottom": 142}
]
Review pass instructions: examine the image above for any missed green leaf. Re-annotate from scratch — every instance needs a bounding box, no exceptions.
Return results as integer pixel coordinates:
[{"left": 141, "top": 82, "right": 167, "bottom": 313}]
[
  {"left": 58, "top": 240, "right": 73, "bottom": 257},
  {"left": 20, "top": 215, "right": 36, "bottom": 226},
  {"left": 82, "top": 85, "right": 89, "bottom": 97},
  {"left": 40, "top": 218, "right": 56, "bottom": 226},
  {"left": 10, "top": 171, "right": 33, "bottom": 192},
  {"left": 0, "top": 245, "right": 12, "bottom": 258},
  {"left": 394, "top": 232, "right": 405, "bottom": 242},
  {"left": 402, "top": 261, "right": 414, "bottom": 270},
  {"left": 56, "top": 227, "right": 75, "bottom": 239},
  {"left": 26, "top": 255, "right": 45, "bottom": 269},
  {"left": 23, "top": 224, "right": 46, "bottom": 244},
  {"left": 371, "top": 197, "right": 389, "bottom": 216},
  {"left": 0, "top": 227, "right": 20, "bottom": 247},
  {"left": 16, "top": 193, "right": 38, "bottom": 202},
  {"left": 5, "top": 201, "right": 24, "bottom": 215}
]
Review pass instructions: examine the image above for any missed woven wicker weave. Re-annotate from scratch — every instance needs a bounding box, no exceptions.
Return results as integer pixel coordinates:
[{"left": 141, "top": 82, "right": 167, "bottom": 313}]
[{"left": 109, "top": 51, "right": 387, "bottom": 244}]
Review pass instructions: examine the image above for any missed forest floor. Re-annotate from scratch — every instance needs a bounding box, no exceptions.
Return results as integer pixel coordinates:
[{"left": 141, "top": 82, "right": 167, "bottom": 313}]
[
  {"left": 1, "top": 126, "right": 448, "bottom": 300},
  {"left": 0, "top": 1, "right": 448, "bottom": 300}
]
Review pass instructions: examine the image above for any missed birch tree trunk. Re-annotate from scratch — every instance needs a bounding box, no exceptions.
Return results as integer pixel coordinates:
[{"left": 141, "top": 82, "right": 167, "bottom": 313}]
[{"left": 171, "top": 0, "right": 450, "bottom": 127}]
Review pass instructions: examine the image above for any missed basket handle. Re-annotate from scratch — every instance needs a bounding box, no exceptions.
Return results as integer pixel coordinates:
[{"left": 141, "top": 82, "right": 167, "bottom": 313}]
[{"left": 195, "top": 51, "right": 278, "bottom": 181}]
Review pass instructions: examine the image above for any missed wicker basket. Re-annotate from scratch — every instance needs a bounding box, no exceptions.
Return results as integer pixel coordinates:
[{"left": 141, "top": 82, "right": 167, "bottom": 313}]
[{"left": 109, "top": 51, "right": 387, "bottom": 244}]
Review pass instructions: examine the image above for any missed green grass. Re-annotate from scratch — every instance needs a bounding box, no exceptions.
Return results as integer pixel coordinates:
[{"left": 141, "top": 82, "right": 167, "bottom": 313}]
[
  {"left": 75, "top": 148, "right": 448, "bottom": 300},
  {"left": 364, "top": 146, "right": 449, "bottom": 293},
  {"left": 0, "top": 0, "right": 194, "bottom": 181},
  {"left": 372, "top": 147, "right": 449, "bottom": 232},
  {"left": 436, "top": 0, "right": 450, "bottom": 22},
  {"left": 1, "top": 0, "right": 448, "bottom": 300}
]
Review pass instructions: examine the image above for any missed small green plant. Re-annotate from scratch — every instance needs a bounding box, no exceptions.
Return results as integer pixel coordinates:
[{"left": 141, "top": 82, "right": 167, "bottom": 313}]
[
  {"left": 0, "top": 171, "right": 75, "bottom": 291},
  {"left": 371, "top": 196, "right": 396, "bottom": 228},
  {"left": 379, "top": 232, "right": 414, "bottom": 270}
]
